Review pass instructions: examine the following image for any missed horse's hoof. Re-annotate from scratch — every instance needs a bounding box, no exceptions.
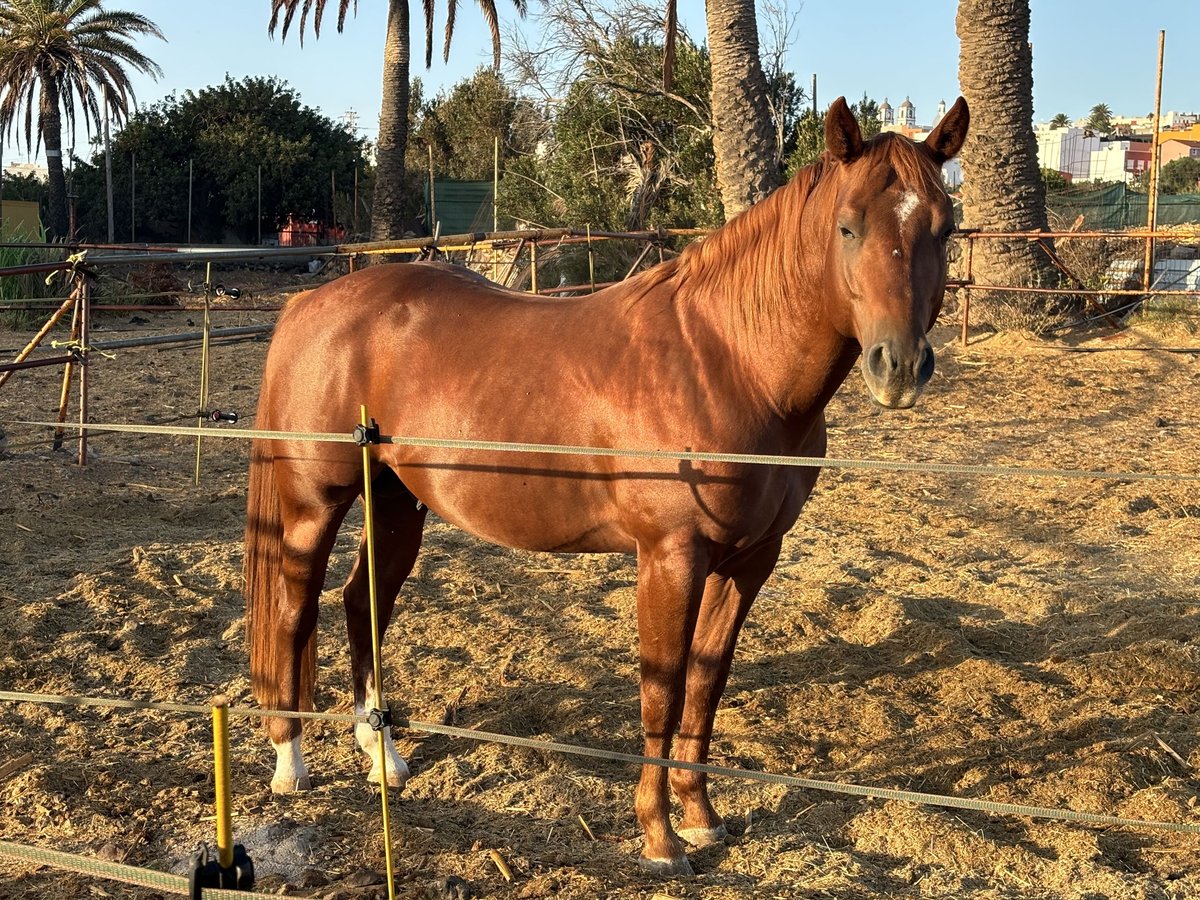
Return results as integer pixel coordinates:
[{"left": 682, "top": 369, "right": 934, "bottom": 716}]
[
  {"left": 271, "top": 773, "right": 311, "bottom": 794},
  {"left": 369, "top": 761, "right": 410, "bottom": 790},
  {"left": 638, "top": 854, "right": 694, "bottom": 878},
  {"left": 678, "top": 824, "right": 727, "bottom": 848}
]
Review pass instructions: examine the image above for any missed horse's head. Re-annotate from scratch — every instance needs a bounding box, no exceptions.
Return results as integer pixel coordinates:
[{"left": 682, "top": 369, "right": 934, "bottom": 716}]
[{"left": 819, "top": 96, "right": 969, "bottom": 409}]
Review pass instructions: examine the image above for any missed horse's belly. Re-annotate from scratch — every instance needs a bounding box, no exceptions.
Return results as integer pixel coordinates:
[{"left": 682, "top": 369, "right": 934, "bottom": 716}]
[{"left": 392, "top": 455, "right": 637, "bottom": 554}]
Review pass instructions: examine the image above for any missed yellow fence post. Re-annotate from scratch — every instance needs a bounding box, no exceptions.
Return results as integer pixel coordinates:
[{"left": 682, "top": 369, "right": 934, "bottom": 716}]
[{"left": 359, "top": 405, "right": 397, "bottom": 900}]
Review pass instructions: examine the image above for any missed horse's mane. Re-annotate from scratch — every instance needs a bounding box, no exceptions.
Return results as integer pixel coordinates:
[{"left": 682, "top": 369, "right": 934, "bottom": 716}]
[{"left": 628, "top": 132, "right": 944, "bottom": 325}]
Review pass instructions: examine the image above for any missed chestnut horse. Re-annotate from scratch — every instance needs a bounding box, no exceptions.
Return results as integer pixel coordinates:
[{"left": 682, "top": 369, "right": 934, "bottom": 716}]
[{"left": 245, "top": 97, "right": 968, "bottom": 876}]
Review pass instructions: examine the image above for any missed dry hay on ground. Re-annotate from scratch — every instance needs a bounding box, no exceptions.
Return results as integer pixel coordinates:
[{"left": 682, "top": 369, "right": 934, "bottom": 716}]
[{"left": 0, "top": 294, "right": 1198, "bottom": 899}]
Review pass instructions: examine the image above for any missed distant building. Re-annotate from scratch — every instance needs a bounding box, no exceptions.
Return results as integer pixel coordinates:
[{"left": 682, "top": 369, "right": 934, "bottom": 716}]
[
  {"left": 1158, "top": 111, "right": 1199, "bottom": 130},
  {"left": 876, "top": 94, "right": 959, "bottom": 188},
  {"left": 1087, "top": 139, "right": 1151, "bottom": 183},
  {"left": 1160, "top": 139, "right": 1200, "bottom": 166},
  {"left": 4, "top": 162, "right": 47, "bottom": 182},
  {"left": 1036, "top": 125, "right": 1100, "bottom": 181}
]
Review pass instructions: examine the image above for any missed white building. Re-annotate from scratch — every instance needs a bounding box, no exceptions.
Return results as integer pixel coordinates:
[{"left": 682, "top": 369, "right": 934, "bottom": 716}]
[
  {"left": 1158, "top": 110, "right": 1199, "bottom": 130},
  {"left": 1035, "top": 125, "right": 1100, "bottom": 181},
  {"left": 4, "top": 162, "right": 47, "bottom": 182},
  {"left": 1089, "top": 139, "right": 1146, "bottom": 184},
  {"left": 879, "top": 98, "right": 894, "bottom": 126}
]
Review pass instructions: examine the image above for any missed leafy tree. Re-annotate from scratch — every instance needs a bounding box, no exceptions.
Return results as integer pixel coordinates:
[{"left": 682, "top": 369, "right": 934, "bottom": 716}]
[
  {"left": 268, "top": 0, "right": 526, "bottom": 242},
  {"left": 2, "top": 169, "right": 46, "bottom": 203},
  {"left": 70, "top": 76, "right": 368, "bottom": 243},
  {"left": 1087, "top": 103, "right": 1113, "bottom": 134},
  {"left": 505, "top": 6, "right": 721, "bottom": 232},
  {"left": 1041, "top": 167, "right": 1069, "bottom": 191},
  {"left": 1158, "top": 156, "right": 1200, "bottom": 195},
  {"left": 1049, "top": 112, "right": 1070, "bottom": 129},
  {"left": 784, "top": 107, "right": 825, "bottom": 175},
  {"left": 0, "top": 0, "right": 164, "bottom": 239},
  {"left": 852, "top": 94, "right": 882, "bottom": 139},
  {"left": 408, "top": 67, "right": 539, "bottom": 183}
]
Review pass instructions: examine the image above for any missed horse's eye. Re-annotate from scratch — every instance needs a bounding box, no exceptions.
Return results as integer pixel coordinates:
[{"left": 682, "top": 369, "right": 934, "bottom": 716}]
[{"left": 839, "top": 226, "right": 855, "bottom": 240}]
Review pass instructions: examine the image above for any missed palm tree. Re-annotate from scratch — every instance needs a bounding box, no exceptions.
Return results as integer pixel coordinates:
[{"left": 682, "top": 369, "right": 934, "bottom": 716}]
[
  {"left": 0, "top": 0, "right": 163, "bottom": 240},
  {"left": 1049, "top": 112, "right": 1070, "bottom": 129},
  {"left": 269, "top": 0, "right": 525, "bottom": 243},
  {"left": 702, "top": 0, "right": 779, "bottom": 219},
  {"left": 1087, "top": 102, "right": 1113, "bottom": 134},
  {"left": 956, "top": 0, "right": 1057, "bottom": 293}
]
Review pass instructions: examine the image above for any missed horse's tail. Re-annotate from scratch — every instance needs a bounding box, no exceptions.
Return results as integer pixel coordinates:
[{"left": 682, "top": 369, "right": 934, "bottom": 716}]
[{"left": 244, "top": 438, "right": 317, "bottom": 715}]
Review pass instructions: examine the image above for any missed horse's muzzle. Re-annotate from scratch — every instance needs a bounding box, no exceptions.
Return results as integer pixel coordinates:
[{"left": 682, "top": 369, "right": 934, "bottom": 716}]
[{"left": 861, "top": 337, "right": 935, "bottom": 409}]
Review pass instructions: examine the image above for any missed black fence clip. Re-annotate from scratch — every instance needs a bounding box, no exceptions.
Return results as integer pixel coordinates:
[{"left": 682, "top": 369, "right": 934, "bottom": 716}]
[
  {"left": 188, "top": 842, "right": 255, "bottom": 897},
  {"left": 353, "top": 418, "right": 381, "bottom": 446},
  {"left": 367, "top": 706, "right": 393, "bottom": 732},
  {"left": 204, "top": 409, "right": 239, "bottom": 424}
]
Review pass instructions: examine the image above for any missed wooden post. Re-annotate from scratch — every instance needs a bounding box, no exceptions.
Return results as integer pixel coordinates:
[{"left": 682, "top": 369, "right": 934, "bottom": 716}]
[
  {"left": 0, "top": 291, "right": 78, "bottom": 391},
  {"left": 493, "top": 136, "right": 500, "bottom": 283},
  {"left": 1142, "top": 30, "right": 1165, "bottom": 294},
  {"left": 53, "top": 288, "right": 83, "bottom": 450},
  {"left": 257, "top": 165, "right": 262, "bottom": 246},
  {"left": 187, "top": 159, "right": 193, "bottom": 245},
  {"left": 78, "top": 277, "right": 91, "bottom": 466},
  {"left": 587, "top": 225, "right": 597, "bottom": 292},
  {"left": 427, "top": 145, "right": 437, "bottom": 234},
  {"left": 194, "top": 263, "right": 212, "bottom": 484},
  {"left": 130, "top": 152, "right": 136, "bottom": 243},
  {"left": 104, "top": 84, "right": 114, "bottom": 243},
  {"left": 961, "top": 235, "right": 976, "bottom": 346},
  {"left": 529, "top": 240, "right": 538, "bottom": 294}
]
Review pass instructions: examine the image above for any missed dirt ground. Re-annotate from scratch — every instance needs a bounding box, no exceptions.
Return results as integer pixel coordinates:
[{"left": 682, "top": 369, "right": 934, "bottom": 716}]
[{"left": 1, "top": 270, "right": 1199, "bottom": 899}]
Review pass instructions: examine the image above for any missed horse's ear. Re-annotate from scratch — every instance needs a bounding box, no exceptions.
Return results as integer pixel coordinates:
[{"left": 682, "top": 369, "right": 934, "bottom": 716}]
[
  {"left": 825, "top": 96, "right": 863, "bottom": 163},
  {"left": 925, "top": 96, "right": 969, "bottom": 164}
]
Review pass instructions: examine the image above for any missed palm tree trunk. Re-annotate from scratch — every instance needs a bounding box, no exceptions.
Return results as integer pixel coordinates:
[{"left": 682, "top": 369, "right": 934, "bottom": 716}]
[
  {"left": 706, "top": 0, "right": 780, "bottom": 221},
  {"left": 39, "top": 73, "right": 69, "bottom": 240},
  {"left": 370, "top": 0, "right": 411, "bottom": 242},
  {"left": 957, "top": 0, "right": 1058, "bottom": 297}
]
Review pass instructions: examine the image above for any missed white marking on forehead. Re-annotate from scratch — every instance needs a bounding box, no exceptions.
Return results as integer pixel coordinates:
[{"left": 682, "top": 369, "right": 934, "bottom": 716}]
[{"left": 896, "top": 190, "right": 920, "bottom": 227}]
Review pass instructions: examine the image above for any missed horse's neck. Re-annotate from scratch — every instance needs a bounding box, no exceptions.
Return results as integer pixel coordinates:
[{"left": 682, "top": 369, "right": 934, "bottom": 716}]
[{"left": 677, "top": 176, "right": 857, "bottom": 418}]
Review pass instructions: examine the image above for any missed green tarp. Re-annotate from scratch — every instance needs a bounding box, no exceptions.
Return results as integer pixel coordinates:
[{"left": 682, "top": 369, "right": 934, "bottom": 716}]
[
  {"left": 424, "top": 180, "right": 494, "bottom": 236},
  {"left": 1047, "top": 183, "right": 1200, "bottom": 230}
]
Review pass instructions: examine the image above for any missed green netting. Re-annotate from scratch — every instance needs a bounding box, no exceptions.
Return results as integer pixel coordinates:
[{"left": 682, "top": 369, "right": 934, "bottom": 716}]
[{"left": 1047, "top": 183, "right": 1200, "bottom": 229}]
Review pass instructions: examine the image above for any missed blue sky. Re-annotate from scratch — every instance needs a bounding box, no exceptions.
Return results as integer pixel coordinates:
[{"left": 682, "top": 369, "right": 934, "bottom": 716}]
[{"left": 5, "top": 0, "right": 1199, "bottom": 165}]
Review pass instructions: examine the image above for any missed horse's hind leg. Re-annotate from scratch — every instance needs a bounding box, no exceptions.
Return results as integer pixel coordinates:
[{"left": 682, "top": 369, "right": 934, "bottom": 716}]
[
  {"left": 670, "top": 536, "right": 783, "bottom": 847},
  {"left": 342, "top": 467, "right": 427, "bottom": 788},
  {"left": 266, "top": 492, "right": 356, "bottom": 793}
]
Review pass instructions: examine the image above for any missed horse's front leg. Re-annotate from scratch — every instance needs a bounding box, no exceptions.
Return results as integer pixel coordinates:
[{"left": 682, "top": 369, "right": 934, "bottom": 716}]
[
  {"left": 670, "top": 536, "right": 783, "bottom": 847},
  {"left": 634, "top": 534, "right": 710, "bottom": 877},
  {"left": 342, "top": 470, "right": 427, "bottom": 789}
]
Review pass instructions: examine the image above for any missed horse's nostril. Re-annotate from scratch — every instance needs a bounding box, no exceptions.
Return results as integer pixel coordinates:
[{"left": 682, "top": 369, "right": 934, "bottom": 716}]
[
  {"left": 917, "top": 344, "right": 935, "bottom": 383},
  {"left": 865, "top": 342, "right": 896, "bottom": 381}
]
